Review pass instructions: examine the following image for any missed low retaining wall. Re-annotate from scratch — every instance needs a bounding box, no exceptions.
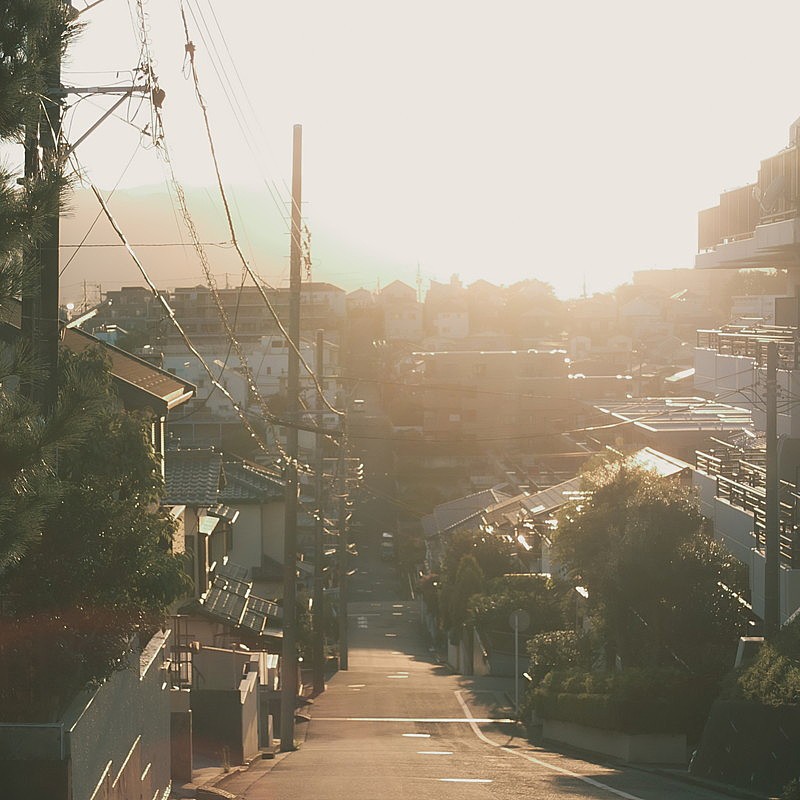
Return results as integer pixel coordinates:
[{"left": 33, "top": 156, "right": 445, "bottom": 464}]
[
  {"left": 542, "top": 719, "right": 687, "bottom": 764},
  {"left": 690, "top": 700, "right": 800, "bottom": 795}
]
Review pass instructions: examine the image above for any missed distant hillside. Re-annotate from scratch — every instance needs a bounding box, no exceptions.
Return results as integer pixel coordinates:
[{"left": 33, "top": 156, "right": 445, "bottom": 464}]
[{"left": 59, "top": 185, "right": 414, "bottom": 306}]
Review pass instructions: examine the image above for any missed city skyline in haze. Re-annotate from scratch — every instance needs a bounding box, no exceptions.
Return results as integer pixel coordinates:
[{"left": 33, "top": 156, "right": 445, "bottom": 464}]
[{"left": 34, "top": 1, "right": 800, "bottom": 302}]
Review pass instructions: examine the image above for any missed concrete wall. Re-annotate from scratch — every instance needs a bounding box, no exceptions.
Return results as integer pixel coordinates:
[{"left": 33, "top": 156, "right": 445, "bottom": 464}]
[
  {"left": 0, "top": 631, "right": 173, "bottom": 800},
  {"left": 693, "top": 349, "right": 755, "bottom": 408},
  {"left": 542, "top": 719, "right": 686, "bottom": 764},
  {"left": 68, "top": 631, "right": 172, "bottom": 800},
  {"left": 229, "top": 504, "right": 262, "bottom": 574},
  {"left": 193, "top": 646, "right": 250, "bottom": 691},
  {"left": 191, "top": 661, "right": 260, "bottom": 766}
]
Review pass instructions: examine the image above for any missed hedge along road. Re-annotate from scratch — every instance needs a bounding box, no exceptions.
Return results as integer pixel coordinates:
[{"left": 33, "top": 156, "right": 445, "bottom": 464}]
[{"left": 224, "top": 538, "right": 737, "bottom": 800}]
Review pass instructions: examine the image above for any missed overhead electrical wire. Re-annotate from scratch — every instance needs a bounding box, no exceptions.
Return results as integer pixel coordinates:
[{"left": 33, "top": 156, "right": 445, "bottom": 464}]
[
  {"left": 182, "top": 0, "right": 295, "bottom": 239},
  {"left": 176, "top": 1, "right": 342, "bottom": 419}
]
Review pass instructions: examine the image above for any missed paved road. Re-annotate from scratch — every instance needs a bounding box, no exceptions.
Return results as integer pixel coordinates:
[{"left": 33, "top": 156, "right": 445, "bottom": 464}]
[{"left": 223, "top": 537, "right": 738, "bottom": 800}]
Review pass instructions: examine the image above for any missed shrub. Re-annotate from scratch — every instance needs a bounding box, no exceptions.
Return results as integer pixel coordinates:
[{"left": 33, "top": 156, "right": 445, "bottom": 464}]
[
  {"left": 527, "top": 630, "right": 589, "bottom": 684},
  {"left": 726, "top": 618, "right": 800, "bottom": 707},
  {"left": 534, "top": 667, "right": 703, "bottom": 735}
]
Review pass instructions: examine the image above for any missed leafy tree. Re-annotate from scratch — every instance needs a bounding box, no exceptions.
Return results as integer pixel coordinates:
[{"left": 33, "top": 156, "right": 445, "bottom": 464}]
[
  {"left": 446, "top": 554, "right": 484, "bottom": 634},
  {"left": 469, "top": 574, "right": 563, "bottom": 638},
  {"left": 0, "top": 349, "right": 190, "bottom": 721},
  {"left": 442, "top": 528, "right": 514, "bottom": 583},
  {"left": 552, "top": 464, "right": 749, "bottom": 677}
]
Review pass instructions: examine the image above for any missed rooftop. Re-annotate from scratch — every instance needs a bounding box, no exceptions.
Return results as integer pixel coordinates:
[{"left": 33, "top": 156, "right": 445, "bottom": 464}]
[{"left": 593, "top": 397, "right": 752, "bottom": 433}]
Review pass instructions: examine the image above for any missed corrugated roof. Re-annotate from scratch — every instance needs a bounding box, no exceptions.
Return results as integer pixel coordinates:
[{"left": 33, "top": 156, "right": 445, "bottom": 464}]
[
  {"left": 522, "top": 477, "right": 585, "bottom": 518},
  {"left": 422, "top": 486, "right": 512, "bottom": 539}
]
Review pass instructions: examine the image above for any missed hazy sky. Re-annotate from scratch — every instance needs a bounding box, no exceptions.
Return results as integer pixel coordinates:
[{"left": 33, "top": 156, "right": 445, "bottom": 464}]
[{"left": 48, "top": 0, "right": 800, "bottom": 299}]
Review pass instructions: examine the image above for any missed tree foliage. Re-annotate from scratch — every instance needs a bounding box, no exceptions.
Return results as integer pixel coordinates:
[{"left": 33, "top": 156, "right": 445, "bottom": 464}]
[
  {"left": 552, "top": 464, "right": 749, "bottom": 676},
  {"left": 442, "top": 528, "right": 513, "bottom": 584},
  {"left": 0, "top": 0, "right": 83, "bottom": 569},
  {"left": 0, "top": 350, "right": 190, "bottom": 721},
  {"left": 469, "top": 574, "right": 563, "bottom": 637}
]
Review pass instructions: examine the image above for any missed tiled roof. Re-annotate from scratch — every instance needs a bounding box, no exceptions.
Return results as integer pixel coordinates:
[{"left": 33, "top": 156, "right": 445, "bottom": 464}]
[
  {"left": 164, "top": 448, "right": 223, "bottom": 506},
  {"left": 219, "top": 458, "right": 284, "bottom": 503}
]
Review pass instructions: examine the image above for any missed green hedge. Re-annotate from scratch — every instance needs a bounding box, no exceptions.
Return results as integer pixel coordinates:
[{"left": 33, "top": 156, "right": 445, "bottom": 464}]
[{"left": 534, "top": 668, "right": 700, "bottom": 735}]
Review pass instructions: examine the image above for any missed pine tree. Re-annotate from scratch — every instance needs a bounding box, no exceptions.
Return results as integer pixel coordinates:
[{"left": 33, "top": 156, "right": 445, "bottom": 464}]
[
  {"left": 0, "top": 0, "right": 84, "bottom": 570},
  {"left": 0, "top": 3, "right": 189, "bottom": 722}
]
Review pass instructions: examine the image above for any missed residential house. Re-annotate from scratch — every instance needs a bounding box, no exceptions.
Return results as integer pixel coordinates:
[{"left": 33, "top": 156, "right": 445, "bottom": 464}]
[
  {"left": 378, "top": 279, "right": 423, "bottom": 342},
  {"left": 425, "top": 275, "right": 469, "bottom": 340}
]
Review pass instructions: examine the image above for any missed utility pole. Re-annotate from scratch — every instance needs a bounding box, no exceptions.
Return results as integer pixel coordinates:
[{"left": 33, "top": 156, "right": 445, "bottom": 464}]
[
  {"left": 280, "top": 124, "right": 302, "bottom": 751},
  {"left": 312, "top": 329, "right": 326, "bottom": 695},
  {"left": 337, "top": 427, "right": 350, "bottom": 671},
  {"left": 765, "top": 340, "right": 780, "bottom": 636}
]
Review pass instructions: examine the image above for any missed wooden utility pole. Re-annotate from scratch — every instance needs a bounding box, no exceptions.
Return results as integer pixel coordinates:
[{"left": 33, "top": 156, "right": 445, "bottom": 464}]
[
  {"left": 337, "top": 429, "right": 350, "bottom": 671},
  {"left": 312, "top": 329, "right": 326, "bottom": 695},
  {"left": 765, "top": 340, "right": 780, "bottom": 636},
  {"left": 280, "top": 124, "right": 302, "bottom": 751}
]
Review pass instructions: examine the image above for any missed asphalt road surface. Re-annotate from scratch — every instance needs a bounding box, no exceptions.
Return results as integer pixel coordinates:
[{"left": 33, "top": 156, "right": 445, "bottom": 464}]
[{"left": 226, "top": 535, "right": 737, "bottom": 800}]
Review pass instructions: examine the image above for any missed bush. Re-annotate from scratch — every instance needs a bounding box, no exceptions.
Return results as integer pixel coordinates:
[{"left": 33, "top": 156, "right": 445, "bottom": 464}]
[
  {"left": 728, "top": 621, "right": 800, "bottom": 708},
  {"left": 534, "top": 667, "right": 703, "bottom": 735},
  {"left": 527, "top": 630, "right": 589, "bottom": 684}
]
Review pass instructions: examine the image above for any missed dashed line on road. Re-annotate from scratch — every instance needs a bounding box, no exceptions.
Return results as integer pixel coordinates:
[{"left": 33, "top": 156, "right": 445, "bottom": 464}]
[{"left": 454, "top": 691, "right": 646, "bottom": 800}]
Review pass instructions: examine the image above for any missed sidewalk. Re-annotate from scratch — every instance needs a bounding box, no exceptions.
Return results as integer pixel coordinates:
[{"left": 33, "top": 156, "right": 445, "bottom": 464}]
[{"left": 170, "top": 674, "right": 319, "bottom": 799}]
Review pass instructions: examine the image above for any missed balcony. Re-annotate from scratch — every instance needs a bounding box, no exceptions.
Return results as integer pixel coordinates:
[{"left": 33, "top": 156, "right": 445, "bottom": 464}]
[
  {"left": 696, "top": 325, "right": 800, "bottom": 369},
  {"left": 696, "top": 447, "right": 800, "bottom": 567}
]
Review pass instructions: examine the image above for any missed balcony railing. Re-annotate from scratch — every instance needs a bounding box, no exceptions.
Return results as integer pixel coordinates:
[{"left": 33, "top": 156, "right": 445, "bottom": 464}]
[
  {"left": 696, "top": 326, "right": 800, "bottom": 369},
  {"left": 697, "top": 449, "right": 800, "bottom": 567}
]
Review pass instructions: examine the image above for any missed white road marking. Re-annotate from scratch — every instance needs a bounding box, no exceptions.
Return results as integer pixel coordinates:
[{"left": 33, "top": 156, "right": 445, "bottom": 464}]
[
  {"left": 402, "top": 733, "right": 431, "bottom": 738},
  {"left": 315, "top": 717, "right": 515, "bottom": 723},
  {"left": 347, "top": 684, "right": 366, "bottom": 688},
  {"left": 386, "top": 675, "right": 409, "bottom": 679},
  {"left": 385, "top": 633, "right": 397, "bottom": 637},
  {"left": 418, "top": 751, "right": 453, "bottom": 755},
  {"left": 439, "top": 778, "right": 492, "bottom": 783},
  {"left": 454, "top": 691, "right": 646, "bottom": 800}
]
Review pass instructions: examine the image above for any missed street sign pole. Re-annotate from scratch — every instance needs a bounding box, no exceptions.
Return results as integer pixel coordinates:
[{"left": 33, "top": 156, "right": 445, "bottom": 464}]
[{"left": 509, "top": 609, "right": 530, "bottom": 721}]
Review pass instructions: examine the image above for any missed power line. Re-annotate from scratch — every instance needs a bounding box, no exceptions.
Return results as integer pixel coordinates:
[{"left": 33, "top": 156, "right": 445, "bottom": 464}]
[{"left": 176, "top": 4, "right": 342, "bottom": 419}]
